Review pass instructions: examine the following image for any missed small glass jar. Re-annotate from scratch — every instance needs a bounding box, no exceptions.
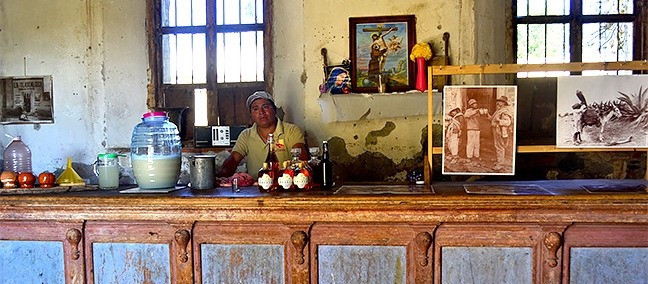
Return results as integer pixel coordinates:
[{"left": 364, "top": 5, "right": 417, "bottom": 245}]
[{"left": 93, "top": 153, "right": 120, "bottom": 189}]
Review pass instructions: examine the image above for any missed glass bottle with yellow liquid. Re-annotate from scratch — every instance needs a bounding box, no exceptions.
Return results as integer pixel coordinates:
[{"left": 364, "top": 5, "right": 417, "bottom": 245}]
[{"left": 257, "top": 133, "right": 279, "bottom": 192}]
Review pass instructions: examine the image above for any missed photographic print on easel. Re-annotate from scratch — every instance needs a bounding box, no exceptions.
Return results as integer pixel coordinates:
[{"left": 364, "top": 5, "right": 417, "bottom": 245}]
[
  {"left": 556, "top": 75, "right": 648, "bottom": 148},
  {"left": 349, "top": 15, "right": 416, "bottom": 93},
  {"left": 442, "top": 85, "right": 517, "bottom": 175}
]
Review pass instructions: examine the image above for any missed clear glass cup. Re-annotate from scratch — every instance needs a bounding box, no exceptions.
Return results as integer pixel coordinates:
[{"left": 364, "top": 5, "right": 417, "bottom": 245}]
[{"left": 93, "top": 153, "right": 120, "bottom": 189}]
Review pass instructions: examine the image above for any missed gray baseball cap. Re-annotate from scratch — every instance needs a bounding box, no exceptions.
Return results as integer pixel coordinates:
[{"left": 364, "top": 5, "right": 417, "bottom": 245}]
[{"left": 246, "top": 91, "right": 275, "bottom": 109}]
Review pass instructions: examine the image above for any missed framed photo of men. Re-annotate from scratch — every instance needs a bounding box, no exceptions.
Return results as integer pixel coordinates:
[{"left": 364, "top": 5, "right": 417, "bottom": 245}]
[{"left": 442, "top": 85, "right": 518, "bottom": 175}]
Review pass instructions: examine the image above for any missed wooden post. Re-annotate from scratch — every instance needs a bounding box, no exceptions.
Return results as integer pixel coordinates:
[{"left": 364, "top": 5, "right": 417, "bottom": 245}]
[{"left": 425, "top": 66, "right": 434, "bottom": 185}]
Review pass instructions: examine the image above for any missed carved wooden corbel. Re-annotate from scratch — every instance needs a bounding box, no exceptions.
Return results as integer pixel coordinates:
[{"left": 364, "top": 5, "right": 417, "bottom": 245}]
[
  {"left": 415, "top": 232, "right": 433, "bottom": 267},
  {"left": 174, "top": 229, "right": 191, "bottom": 263},
  {"left": 544, "top": 232, "right": 563, "bottom": 268},
  {"left": 66, "top": 228, "right": 82, "bottom": 260},
  {"left": 291, "top": 230, "right": 309, "bottom": 265}
]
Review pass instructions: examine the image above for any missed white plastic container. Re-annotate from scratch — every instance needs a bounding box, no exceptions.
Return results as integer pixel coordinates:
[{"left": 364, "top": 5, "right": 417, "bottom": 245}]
[
  {"left": 130, "top": 112, "right": 182, "bottom": 189},
  {"left": 3, "top": 136, "right": 32, "bottom": 173}
]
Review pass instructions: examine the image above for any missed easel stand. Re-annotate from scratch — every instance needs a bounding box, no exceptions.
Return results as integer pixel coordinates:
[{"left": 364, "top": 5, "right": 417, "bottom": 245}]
[{"left": 425, "top": 60, "right": 648, "bottom": 184}]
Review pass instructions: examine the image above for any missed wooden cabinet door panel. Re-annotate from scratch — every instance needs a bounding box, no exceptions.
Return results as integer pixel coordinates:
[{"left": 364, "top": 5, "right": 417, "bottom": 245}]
[
  {"left": 201, "top": 243, "right": 285, "bottom": 283},
  {"left": 0, "top": 240, "right": 65, "bottom": 283},
  {"left": 0, "top": 220, "right": 85, "bottom": 284},
  {"left": 92, "top": 242, "right": 171, "bottom": 283},
  {"left": 440, "top": 246, "right": 533, "bottom": 284},
  {"left": 193, "top": 222, "right": 311, "bottom": 284},
  {"left": 310, "top": 223, "right": 435, "bottom": 284},
  {"left": 434, "top": 223, "right": 567, "bottom": 284},
  {"left": 317, "top": 244, "right": 407, "bottom": 283},
  {"left": 563, "top": 224, "right": 648, "bottom": 284},
  {"left": 84, "top": 221, "right": 193, "bottom": 284}
]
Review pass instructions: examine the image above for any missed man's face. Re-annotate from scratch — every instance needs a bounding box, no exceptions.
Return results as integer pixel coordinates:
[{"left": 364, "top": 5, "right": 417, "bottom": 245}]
[{"left": 250, "top": 98, "right": 276, "bottom": 127}]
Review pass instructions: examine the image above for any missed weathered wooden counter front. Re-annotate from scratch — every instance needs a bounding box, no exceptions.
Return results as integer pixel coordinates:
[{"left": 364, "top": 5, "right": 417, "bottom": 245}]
[{"left": 1, "top": 179, "right": 647, "bottom": 283}]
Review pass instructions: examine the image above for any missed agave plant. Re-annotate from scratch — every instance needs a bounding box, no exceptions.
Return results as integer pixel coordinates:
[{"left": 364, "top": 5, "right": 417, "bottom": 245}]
[{"left": 617, "top": 86, "right": 648, "bottom": 118}]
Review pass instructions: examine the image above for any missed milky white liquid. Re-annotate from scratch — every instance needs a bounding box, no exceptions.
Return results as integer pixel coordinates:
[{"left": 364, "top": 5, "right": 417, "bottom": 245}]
[
  {"left": 97, "top": 165, "right": 120, "bottom": 189},
  {"left": 131, "top": 156, "right": 181, "bottom": 189}
]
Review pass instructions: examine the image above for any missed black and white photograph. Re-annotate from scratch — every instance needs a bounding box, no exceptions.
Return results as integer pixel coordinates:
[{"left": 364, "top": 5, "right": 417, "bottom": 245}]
[
  {"left": 442, "top": 85, "right": 518, "bottom": 175},
  {"left": 556, "top": 75, "right": 648, "bottom": 148},
  {"left": 0, "top": 76, "right": 54, "bottom": 124}
]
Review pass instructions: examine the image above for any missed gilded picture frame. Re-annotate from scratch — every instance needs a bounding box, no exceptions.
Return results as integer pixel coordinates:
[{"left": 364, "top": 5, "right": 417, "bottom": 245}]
[{"left": 349, "top": 15, "right": 416, "bottom": 93}]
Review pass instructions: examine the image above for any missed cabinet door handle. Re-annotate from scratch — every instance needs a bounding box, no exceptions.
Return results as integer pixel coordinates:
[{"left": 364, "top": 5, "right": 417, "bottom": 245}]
[
  {"left": 66, "top": 228, "right": 82, "bottom": 260},
  {"left": 544, "top": 232, "right": 563, "bottom": 268},
  {"left": 415, "top": 232, "right": 432, "bottom": 267},
  {"left": 291, "top": 230, "right": 309, "bottom": 265},
  {"left": 174, "top": 229, "right": 191, "bottom": 263}
]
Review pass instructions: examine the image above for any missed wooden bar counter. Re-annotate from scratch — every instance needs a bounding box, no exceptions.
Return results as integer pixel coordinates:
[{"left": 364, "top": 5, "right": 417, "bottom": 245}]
[{"left": 1, "top": 179, "right": 647, "bottom": 283}]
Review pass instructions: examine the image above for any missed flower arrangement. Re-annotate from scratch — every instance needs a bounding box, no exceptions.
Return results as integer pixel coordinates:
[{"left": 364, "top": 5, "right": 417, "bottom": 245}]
[{"left": 409, "top": 42, "right": 433, "bottom": 61}]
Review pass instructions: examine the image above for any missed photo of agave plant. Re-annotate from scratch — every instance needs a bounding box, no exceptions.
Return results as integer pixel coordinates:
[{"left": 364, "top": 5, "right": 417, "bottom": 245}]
[{"left": 557, "top": 75, "right": 648, "bottom": 148}]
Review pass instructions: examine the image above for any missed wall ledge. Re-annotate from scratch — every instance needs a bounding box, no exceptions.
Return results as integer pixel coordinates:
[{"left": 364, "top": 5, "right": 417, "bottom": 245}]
[{"left": 317, "top": 90, "right": 442, "bottom": 123}]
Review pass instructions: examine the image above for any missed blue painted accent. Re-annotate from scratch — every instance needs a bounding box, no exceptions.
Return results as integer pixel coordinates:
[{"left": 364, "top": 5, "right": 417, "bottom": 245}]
[
  {"left": 442, "top": 247, "right": 533, "bottom": 284},
  {"left": 318, "top": 245, "right": 407, "bottom": 284},
  {"left": 201, "top": 244, "right": 284, "bottom": 283},
  {"left": 570, "top": 247, "right": 648, "bottom": 284},
  {"left": 93, "top": 242, "right": 170, "bottom": 284},
  {"left": 0, "top": 240, "right": 65, "bottom": 284}
]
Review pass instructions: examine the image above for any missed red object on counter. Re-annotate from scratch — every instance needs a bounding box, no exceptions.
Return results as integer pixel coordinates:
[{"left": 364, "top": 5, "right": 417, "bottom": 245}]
[
  {"left": 0, "top": 171, "right": 17, "bottom": 188},
  {"left": 38, "top": 171, "right": 56, "bottom": 188},
  {"left": 17, "top": 172, "right": 36, "bottom": 188}
]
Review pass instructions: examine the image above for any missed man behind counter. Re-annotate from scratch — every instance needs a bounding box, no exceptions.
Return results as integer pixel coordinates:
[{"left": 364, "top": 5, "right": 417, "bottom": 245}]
[{"left": 217, "top": 91, "right": 308, "bottom": 179}]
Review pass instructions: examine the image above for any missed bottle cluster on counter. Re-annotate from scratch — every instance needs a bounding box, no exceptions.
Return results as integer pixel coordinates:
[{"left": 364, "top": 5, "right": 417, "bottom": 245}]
[
  {"left": 257, "top": 136, "right": 333, "bottom": 192},
  {"left": 0, "top": 136, "right": 60, "bottom": 189}
]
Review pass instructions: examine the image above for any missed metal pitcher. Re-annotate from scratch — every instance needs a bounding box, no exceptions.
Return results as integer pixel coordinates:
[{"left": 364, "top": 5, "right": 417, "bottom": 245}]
[{"left": 189, "top": 155, "right": 215, "bottom": 189}]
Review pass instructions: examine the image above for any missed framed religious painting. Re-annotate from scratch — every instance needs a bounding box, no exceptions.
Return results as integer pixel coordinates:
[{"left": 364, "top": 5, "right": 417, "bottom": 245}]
[{"left": 349, "top": 15, "right": 416, "bottom": 93}]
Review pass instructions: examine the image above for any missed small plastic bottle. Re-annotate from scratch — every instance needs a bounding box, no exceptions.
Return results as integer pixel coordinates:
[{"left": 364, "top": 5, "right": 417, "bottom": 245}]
[{"left": 3, "top": 136, "right": 32, "bottom": 173}]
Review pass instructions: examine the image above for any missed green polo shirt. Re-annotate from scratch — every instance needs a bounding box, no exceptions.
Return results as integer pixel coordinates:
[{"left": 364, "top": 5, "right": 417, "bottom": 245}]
[{"left": 232, "top": 118, "right": 305, "bottom": 179}]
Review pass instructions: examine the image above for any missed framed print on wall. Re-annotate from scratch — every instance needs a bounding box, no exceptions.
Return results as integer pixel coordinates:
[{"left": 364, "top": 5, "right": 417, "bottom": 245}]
[
  {"left": 0, "top": 76, "right": 54, "bottom": 124},
  {"left": 349, "top": 15, "right": 416, "bottom": 93}
]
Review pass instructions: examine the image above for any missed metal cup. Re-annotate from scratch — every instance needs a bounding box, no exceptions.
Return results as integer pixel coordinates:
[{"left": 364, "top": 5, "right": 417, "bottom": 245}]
[{"left": 189, "top": 155, "right": 215, "bottom": 189}]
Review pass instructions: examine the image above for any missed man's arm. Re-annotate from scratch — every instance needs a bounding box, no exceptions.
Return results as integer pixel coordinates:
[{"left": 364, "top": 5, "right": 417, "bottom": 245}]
[{"left": 217, "top": 151, "right": 244, "bottom": 177}]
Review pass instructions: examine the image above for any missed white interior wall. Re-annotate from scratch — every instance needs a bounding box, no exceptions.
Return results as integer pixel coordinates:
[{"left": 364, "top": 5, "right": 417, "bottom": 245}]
[
  {"left": 0, "top": 0, "right": 148, "bottom": 174},
  {"left": 0, "top": 0, "right": 505, "bottom": 179}
]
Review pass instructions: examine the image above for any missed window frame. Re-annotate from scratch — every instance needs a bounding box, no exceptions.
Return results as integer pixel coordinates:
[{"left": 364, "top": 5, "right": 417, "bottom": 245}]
[
  {"left": 146, "top": 0, "right": 273, "bottom": 137},
  {"left": 512, "top": 0, "right": 645, "bottom": 67}
]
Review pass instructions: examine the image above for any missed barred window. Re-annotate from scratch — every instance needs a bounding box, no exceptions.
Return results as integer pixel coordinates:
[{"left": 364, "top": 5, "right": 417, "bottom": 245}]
[{"left": 514, "top": 0, "right": 641, "bottom": 77}]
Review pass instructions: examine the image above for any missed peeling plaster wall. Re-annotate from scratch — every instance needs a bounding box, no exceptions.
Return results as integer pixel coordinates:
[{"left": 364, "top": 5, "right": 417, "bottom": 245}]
[
  {"left": 290, "top": 0, "right": 476, "bottom": 181},
  {"left": 0, "top": 0, "right": 147, "bottom": 174},
  {"left": 0, "top": 0, "right": 514, "bottom": 182}
]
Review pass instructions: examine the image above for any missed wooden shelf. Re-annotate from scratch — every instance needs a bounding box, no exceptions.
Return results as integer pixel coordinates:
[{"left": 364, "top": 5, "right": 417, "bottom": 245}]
[
  {"left": 430, "top": 60, "right": 648, "bottom": 75},
  {"left": 425, "top": 60, "right": 648, "bottom": 182}
]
